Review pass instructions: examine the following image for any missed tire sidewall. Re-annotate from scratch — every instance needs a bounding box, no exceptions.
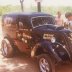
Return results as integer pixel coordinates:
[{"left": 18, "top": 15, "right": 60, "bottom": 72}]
[
  {"left": 37, "top": 54, "right": 55, "bottom": 72},
  {"left": 1, "top": 39, "right": 14, "bottom": 58}
]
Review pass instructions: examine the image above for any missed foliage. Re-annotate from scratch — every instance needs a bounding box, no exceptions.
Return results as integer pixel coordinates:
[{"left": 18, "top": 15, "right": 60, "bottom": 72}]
[
  {"left": 0, "top": 5, "right": 21, "bottom": 15},
  {"left": 0, "top": 5, "right": 72, "bottom": 15},
  {"left": 41, "top": 6, "right": 72, "bottom": 15}
]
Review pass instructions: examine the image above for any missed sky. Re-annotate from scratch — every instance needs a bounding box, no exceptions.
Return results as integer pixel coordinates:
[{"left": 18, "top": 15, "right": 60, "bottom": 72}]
[{"left": 0, "top": 0, "right": 72, "bottom": 6}]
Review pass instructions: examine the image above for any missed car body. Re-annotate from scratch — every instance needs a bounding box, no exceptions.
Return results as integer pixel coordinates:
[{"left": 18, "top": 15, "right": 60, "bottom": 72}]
[
  {"left": 1, "top": 12, "right": 72, "bottom": 72},
  {"left": 1, "top": 12, "right": 55, "bottom": 53}
]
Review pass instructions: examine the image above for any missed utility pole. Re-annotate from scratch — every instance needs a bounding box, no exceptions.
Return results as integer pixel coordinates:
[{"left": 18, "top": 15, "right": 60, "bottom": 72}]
[
  {"left": 20, "top": 0, "right": 24, "bottom": 12},
  {"left": 35, "top": 0, "right": 42, "bottom": 12},
  {"left": 37, "top": 2, "right": 41, "bottom": 12}
]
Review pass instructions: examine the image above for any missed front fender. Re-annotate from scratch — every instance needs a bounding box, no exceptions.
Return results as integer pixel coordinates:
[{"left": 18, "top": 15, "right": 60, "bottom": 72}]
[{"left": 31, "top": 41, "right": 62, "bottom": 62}]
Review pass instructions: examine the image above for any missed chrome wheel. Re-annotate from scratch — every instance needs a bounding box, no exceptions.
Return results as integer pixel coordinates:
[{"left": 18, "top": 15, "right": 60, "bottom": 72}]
[{"left": 39, "top": 58, "right": 50, "bottom": 72}]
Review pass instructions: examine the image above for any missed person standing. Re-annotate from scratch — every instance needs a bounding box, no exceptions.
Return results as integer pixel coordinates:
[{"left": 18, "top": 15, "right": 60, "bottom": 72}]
[
  {"left": 65, "top": 12, "right": 72, "bottom": 29},
  {"left": 55, "top": 11, "right": 64, "bottom": 26}
]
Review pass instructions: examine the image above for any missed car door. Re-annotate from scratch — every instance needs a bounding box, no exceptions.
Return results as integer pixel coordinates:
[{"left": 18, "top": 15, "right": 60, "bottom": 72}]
[{"left": 17, "top": 17, "right": 32, "bottom": 53}]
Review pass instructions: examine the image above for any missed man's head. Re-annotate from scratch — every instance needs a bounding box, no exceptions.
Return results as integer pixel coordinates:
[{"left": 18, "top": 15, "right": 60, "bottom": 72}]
[
  {"left": 65, "top": 12, "right": 72, "bottom": 21},
  {"left": 57, "top": 11, "right": 61, "bottom": 18}
]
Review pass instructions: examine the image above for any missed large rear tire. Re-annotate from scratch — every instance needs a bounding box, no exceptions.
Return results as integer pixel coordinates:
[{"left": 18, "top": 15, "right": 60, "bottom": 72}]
[
  {"left": 37, "top": 54, "right": 55, "bottom": 72},
  {"left": 1, "top": 38, "right": 14, "bottom": 58}
]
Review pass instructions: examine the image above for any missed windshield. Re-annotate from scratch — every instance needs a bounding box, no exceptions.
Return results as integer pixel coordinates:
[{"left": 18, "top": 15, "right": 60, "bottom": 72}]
[{"left": 31, "top": 16, "right": 55, "bottom": 28}]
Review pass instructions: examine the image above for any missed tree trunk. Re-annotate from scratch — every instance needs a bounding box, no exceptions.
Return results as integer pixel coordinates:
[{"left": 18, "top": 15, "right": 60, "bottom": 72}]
[
  {"left": 37, "top": 2, "right": 41, "bottom": 12},
  {"left": 20, "top": 0, "right": 24, "bottom": 12}
]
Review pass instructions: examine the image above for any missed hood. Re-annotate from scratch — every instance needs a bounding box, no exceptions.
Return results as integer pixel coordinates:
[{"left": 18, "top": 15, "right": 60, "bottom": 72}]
[
  {"left": 59, "top": 28, "right": 72, "bottom": 33},
  {"left": 33, "top": 24, "right": 72, "bottom": 34},
  {"left": 33, "top": 25, "right": 56, "bottom": 32}
]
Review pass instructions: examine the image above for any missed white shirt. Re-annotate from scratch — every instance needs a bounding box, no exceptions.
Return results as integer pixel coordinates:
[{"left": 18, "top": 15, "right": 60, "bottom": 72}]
[{"left": 55, "top": 16, "right": 64, "bottom": 26}]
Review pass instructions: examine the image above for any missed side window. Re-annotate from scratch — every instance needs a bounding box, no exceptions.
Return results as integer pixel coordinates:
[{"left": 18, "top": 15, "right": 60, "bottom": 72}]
[
  {"left": 18, "top": 17, "right": 28, "bottom": 29},
  {"left": 19, "top": 21, "right": 24, "bottom": 29},
  {"left": 18, "top": 21, "right": 28, "bottom": 29},
  {"left": 3, "top": 16, "right": 17, "bottom": 28},
  {"left": 4, "top": 17, "right": 13, "bottom": 26}
]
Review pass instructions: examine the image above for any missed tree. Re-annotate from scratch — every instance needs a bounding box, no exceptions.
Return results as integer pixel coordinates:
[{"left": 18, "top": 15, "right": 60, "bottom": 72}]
[{"left": 20, "top": 0, "right": 24, "bottom": 12}]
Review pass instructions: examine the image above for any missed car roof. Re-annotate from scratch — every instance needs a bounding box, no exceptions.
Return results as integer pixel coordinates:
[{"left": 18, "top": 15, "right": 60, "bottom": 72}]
[
  {"left": 3, "top": 12, "right": 54, "bottom": 18},
  {"left": 2, "top": 12, "right": 55, "bottom": 28}
]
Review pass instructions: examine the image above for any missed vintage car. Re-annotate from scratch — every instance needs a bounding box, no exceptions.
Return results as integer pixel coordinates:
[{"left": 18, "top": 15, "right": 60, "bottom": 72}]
[{"left": 1, "top": 12, "right": 72, "bottom": 72}]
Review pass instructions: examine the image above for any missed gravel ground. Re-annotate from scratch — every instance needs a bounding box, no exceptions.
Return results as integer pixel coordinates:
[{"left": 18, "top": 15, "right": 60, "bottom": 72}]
[
  {"left": 0, "top": 53, "right": 39, "bottom": 72},
  {"left": 0, "top": 52, "right": 72, "bottom": 72}
]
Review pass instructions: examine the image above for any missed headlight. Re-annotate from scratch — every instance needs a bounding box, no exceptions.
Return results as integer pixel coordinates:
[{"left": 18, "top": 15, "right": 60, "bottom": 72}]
[{"left": 51, "top": 37, "right": 56, "bottom": 43}]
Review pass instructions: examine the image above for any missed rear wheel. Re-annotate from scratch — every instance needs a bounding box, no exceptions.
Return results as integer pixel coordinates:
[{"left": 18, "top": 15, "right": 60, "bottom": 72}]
[
  {"left": 37, "top": 54, "right": 55, "bottom": 72},
  {"left": 1, "top": 38, "right": 14, "bottom": 58}
]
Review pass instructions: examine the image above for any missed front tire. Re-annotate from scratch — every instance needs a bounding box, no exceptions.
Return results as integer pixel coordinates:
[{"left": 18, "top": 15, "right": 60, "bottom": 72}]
[
  {"left": 37, "top": 54, "right": 55, "bottom": 72},
  {"left": 1, "top": 38, "right": 14, "bottom": 58}
]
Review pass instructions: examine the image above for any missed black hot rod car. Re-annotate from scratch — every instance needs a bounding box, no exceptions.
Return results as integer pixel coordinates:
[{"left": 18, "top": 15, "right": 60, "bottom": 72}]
[{"left": 1, "top": 12, "right": 72, "bottom": 72}]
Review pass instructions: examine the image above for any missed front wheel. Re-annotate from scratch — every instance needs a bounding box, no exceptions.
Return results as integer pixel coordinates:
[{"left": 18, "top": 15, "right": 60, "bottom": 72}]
[
  {"left": 37, "top": 54, "right": 55, "bottom": 72},
  {"left": 1, "top": 38, "right": 14, "bottom": 58}
]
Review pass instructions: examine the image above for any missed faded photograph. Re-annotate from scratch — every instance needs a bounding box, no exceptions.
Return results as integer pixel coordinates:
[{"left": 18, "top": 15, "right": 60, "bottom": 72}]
[{"left": 0, "top": 0, "right": 72, "bottom": 72}]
